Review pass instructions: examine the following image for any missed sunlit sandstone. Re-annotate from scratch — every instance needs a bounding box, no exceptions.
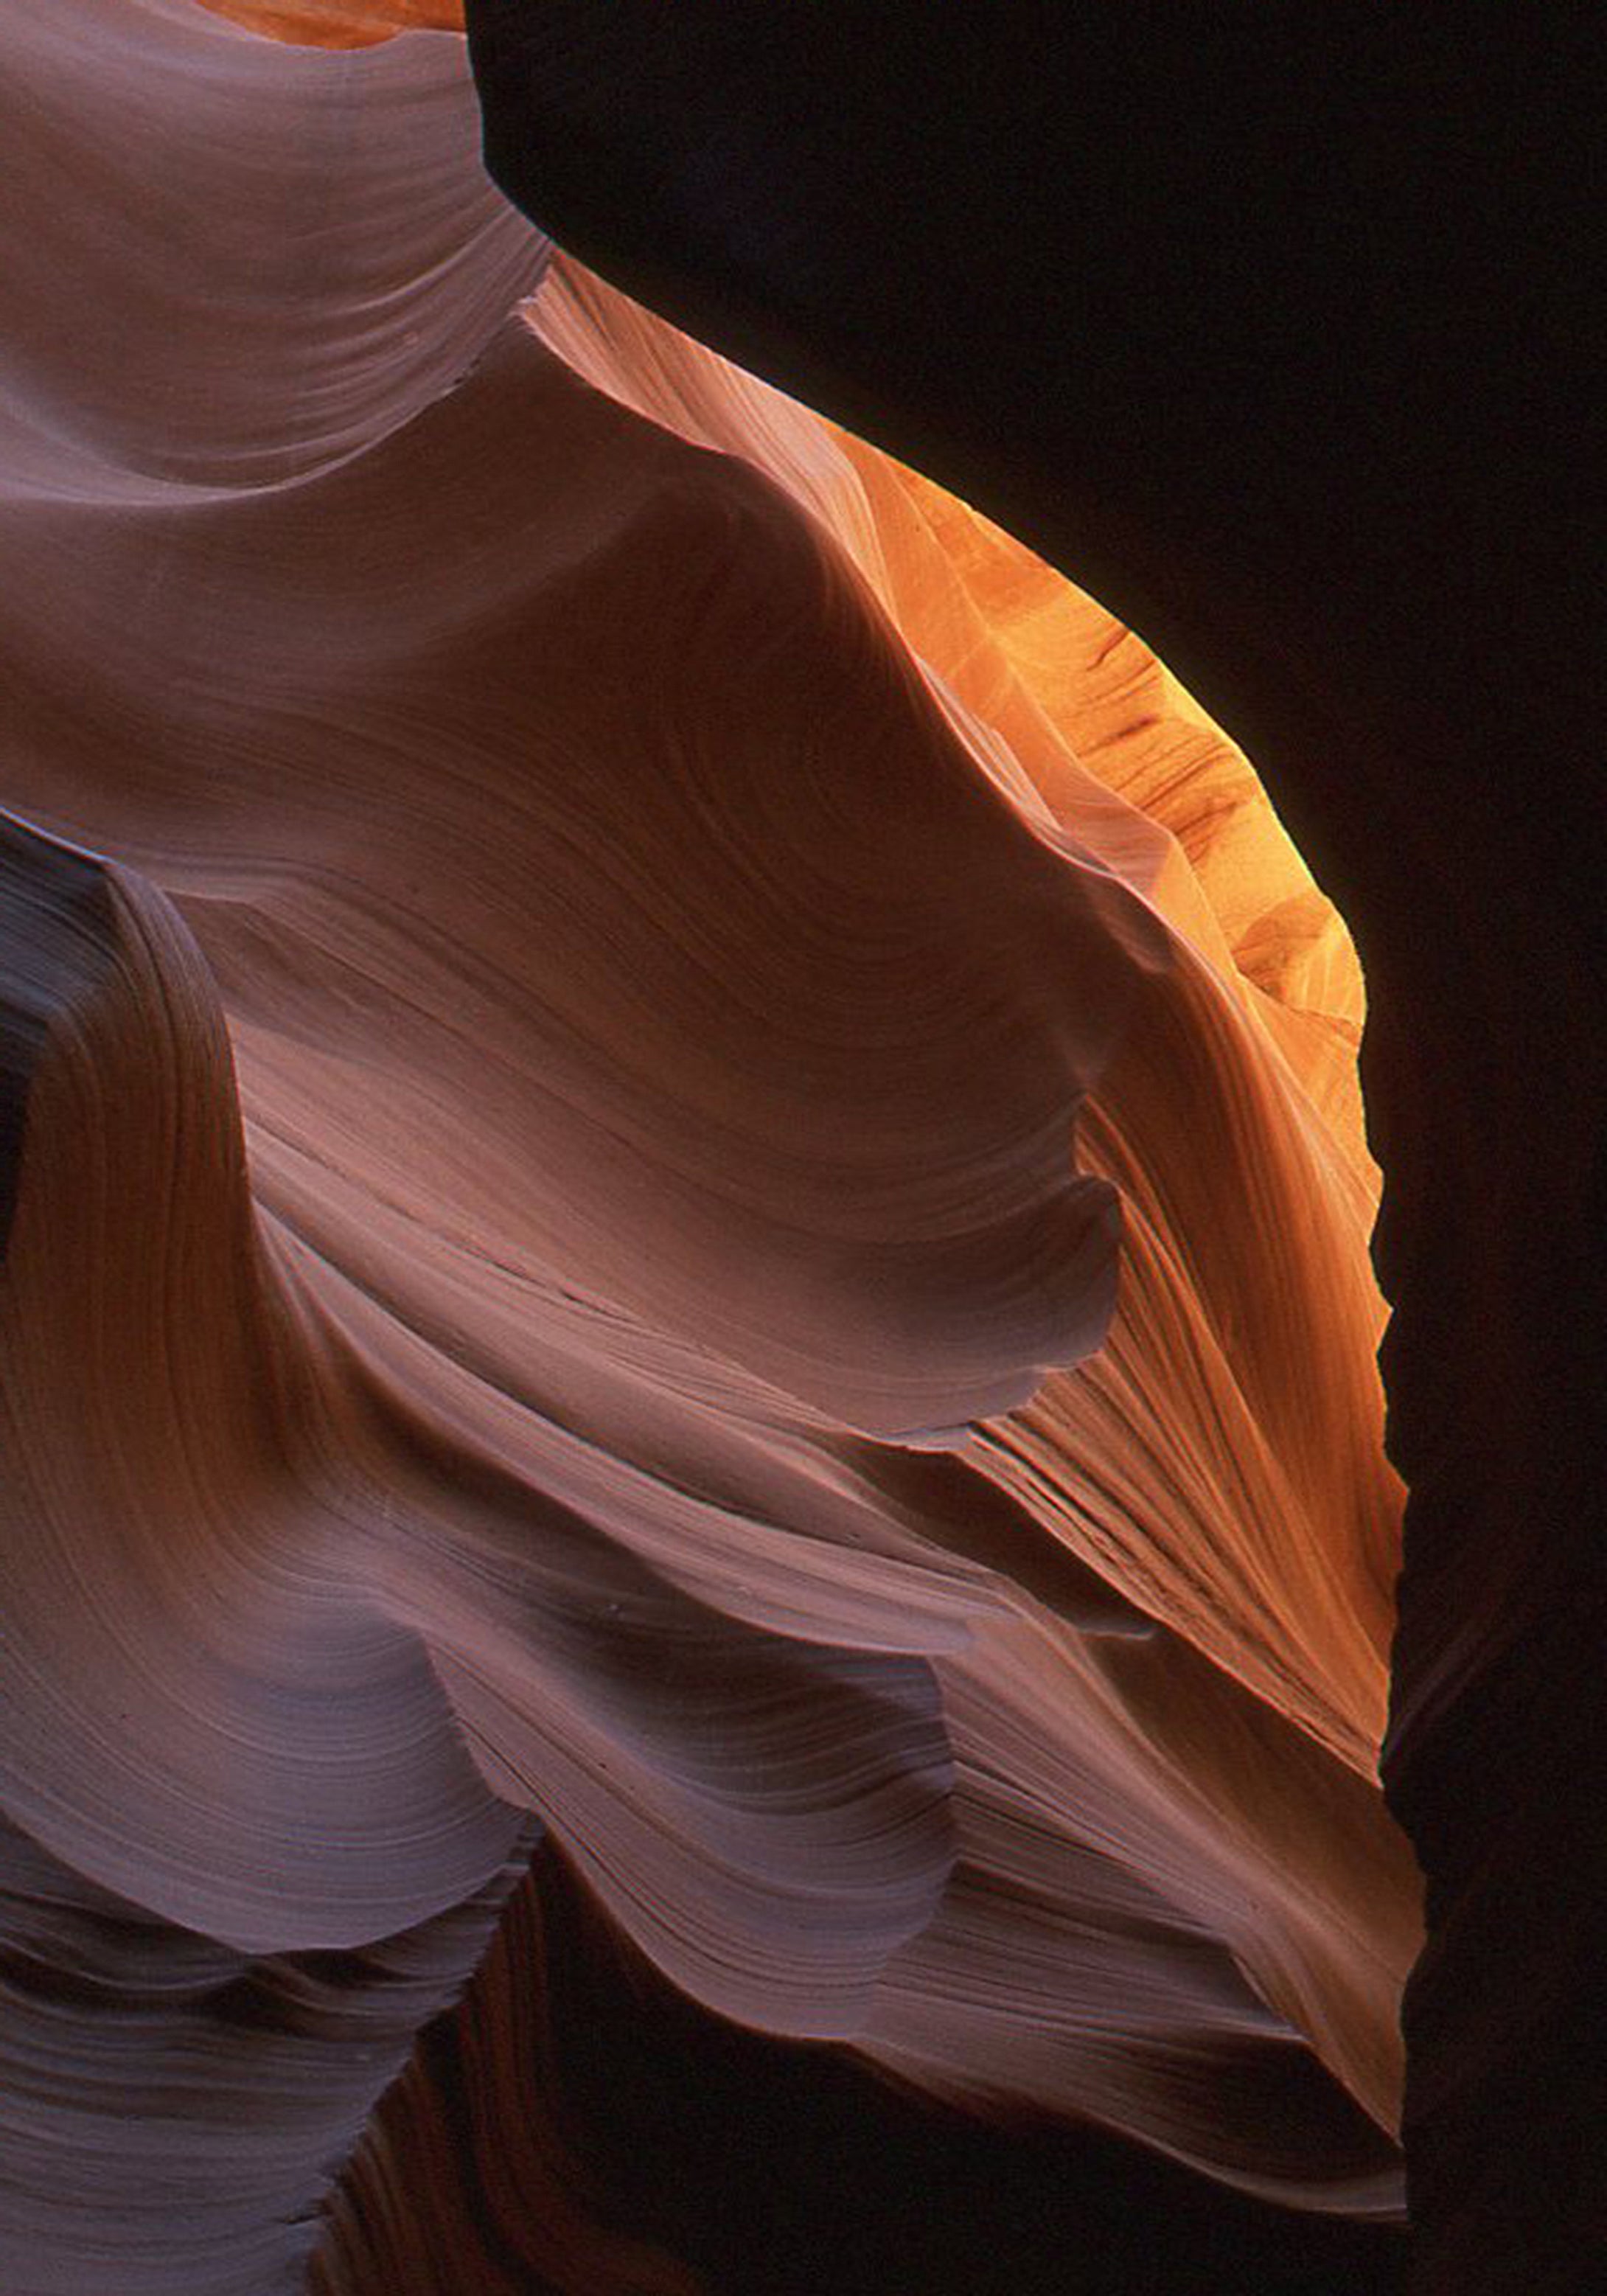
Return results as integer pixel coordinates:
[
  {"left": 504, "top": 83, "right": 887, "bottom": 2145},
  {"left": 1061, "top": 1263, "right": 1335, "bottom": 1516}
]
[{"left": 0, "top": 6, "right": 1417, "bottom": 2289}]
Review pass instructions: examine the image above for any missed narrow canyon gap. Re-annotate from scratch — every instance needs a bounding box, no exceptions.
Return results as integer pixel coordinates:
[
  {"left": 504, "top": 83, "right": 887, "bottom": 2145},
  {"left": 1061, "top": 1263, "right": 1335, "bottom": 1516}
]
[
  {"left": 1, "top": 4, "right": 1599, "bottom": 2292},
  {"left": 463, "top": 10, "right": 1603, "bottom": 2295}
]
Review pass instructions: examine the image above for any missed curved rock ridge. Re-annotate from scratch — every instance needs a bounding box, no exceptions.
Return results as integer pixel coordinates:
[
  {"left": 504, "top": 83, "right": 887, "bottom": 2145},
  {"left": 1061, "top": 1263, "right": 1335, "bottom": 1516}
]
[
  {"left": 0, "top": 1806, "right": 537, "bottom": 2296},
  {"left": 310, "top": 1843, "right": 1417, "bottom": 2296},
  {"left": 2, "top": 5, "right": 1415, "bottom": 2289},
  {"left": 201, "top": 0, "right": 461, "bottom": 45}
]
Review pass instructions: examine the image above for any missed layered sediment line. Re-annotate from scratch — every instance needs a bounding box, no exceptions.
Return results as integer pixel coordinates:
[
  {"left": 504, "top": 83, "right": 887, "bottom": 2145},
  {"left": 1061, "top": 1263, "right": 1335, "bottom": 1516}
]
[{"left": 1, "top": 6, "right": 1427, "bottom": 2289}]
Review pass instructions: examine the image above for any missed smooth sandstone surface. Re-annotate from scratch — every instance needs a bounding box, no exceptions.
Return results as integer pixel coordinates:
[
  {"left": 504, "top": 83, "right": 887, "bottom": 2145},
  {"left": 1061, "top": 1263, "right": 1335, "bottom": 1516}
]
[
  {"left": 461, "top": 10, "right": 1602, "bottom": 2295},
  {"left": 1, "top": 4, "right": 1438, "bottom": 2289}
]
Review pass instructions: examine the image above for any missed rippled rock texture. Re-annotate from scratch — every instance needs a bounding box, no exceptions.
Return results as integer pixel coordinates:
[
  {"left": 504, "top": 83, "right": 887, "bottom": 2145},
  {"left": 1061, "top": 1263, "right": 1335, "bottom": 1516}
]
[
  {"left": 9, "top": 3, "right": 1584, "bottom": 2291},
  {"left": 464, "top": 12, "right": 1600, "bottom": 2296}
]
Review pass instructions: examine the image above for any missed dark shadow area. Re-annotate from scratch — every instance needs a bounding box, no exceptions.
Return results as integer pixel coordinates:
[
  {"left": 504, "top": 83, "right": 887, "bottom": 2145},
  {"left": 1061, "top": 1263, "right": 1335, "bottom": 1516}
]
[
  {"left": 465, "top": 14, "right": 1604, "bottom": 2286},
  {"left": 535, "top": 1848, "right": 1410, "bottom": 2296},
  {"left": 325, "top": 1842, "right": 1409, "bottom": 2295}
]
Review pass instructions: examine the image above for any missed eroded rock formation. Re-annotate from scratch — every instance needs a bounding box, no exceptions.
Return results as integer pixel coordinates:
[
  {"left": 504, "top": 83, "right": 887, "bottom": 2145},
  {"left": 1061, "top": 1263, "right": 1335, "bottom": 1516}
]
[
  {"left": 461, "top": 10, "right": 1602, "bottom": 2294},
  {"left": 9, "top": 2, "right": 1584, "bottom": 2290}
]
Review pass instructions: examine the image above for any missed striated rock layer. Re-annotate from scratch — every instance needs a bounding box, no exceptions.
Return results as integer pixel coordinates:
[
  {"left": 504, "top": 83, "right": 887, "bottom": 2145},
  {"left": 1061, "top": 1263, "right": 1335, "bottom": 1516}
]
[
  {"left": 466, "top": 10, "right": 1603, "bottom": 2295},
  {"left": 0, "top": 4, "right": 1445, "bottom": 2290}
]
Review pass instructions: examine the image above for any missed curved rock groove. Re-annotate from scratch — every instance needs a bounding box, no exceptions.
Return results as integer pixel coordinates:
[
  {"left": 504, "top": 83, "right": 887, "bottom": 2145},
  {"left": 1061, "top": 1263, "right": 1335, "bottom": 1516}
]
[{"left": 2, "top": 5, "right": 1431, "bottom": 2290}]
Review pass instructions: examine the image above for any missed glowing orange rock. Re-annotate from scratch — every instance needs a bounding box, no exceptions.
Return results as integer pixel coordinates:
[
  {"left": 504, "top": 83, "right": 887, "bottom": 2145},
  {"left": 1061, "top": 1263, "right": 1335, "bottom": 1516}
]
[
  {"left": 200, "top": 0, "right": 461, "bottom": 46},
  {"left": 0, "top": 4, "right": 1417, "bottom": 2286}
]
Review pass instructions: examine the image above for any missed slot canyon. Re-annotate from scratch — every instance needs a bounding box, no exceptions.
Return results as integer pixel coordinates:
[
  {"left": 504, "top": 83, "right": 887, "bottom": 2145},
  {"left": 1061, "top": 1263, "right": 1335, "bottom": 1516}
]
[{"left": 1, "top": 7, "right": 1597, "bottom": 2292}]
